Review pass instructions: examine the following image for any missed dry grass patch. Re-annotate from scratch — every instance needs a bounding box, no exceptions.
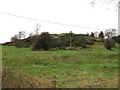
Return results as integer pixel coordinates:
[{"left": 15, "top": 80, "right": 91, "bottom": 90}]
[{"left": 2, "top": 68, "right": 54, "bottom": 88}]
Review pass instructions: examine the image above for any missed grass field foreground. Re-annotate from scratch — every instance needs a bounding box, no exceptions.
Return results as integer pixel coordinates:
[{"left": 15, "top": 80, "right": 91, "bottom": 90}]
[{"left": 2, "top": 43, "right": 118, "bottom": 88}]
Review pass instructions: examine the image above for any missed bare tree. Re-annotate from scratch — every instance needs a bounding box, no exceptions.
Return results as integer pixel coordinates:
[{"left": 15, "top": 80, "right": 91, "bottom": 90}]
[
  {"left": 89, "top": 0, "right": 119, "bottom": 11},
  {"left": 105, "top": 28, "right": 117, "bottom": 38},
  {"left": 29, "top": 33, "right": 33, "bottom": 37},
  {"left": 18, "top": 31, "right": 26, "bottom": 39},
  {"left": 69, "top": 31, "right": 72, "bottom": 47},
  {"left": 34, "top": 24, "right": 41, "bottom": 35}
]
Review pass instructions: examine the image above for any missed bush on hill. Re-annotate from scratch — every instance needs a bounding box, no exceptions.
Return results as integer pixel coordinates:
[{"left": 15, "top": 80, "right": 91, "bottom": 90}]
[
  {"left": 31, "top": 32, "right": 53, "bottom": 51},
  {"left": 104, "top": 38, "right": 116, "bottom": 50}
]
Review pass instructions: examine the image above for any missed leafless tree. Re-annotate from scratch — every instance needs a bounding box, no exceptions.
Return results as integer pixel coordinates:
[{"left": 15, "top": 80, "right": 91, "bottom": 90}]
[
  {"left": 18, "top": 31, "right": 26, "bottom": 39},
  {"left": 34, "top": 24, "right": 41, "bottom": 35},
  {"left": 69, "top": 31, "right": 72, "bottom": 47},
  {"left": 105, "top": 28, "right": 117, "bottom": 38},
  {"left": 29, "top": 33, "right": 33, "bottom": 37},
  {"left": 89, "top": 0, "right": 119, "bottom": 11}
]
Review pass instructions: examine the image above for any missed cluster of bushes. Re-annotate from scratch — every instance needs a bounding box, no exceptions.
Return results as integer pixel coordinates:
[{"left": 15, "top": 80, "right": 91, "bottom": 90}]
[
  {"left": 112, "top": 35, "right": 120, "bottom": 43},
  {"left": 8, "top": 32, "right": 92, "bottom": 50},
  {"left": 4, "top": 36, "right": 36, "bottom": 48},
  {"left": 32, "top": 32, "right": 119, "bottom": 51},
  {"left": 31, "top": 32, "right": 96, "bottom": 51},
  {"left": 4, "top": 30, "right": 118, "bottom": 51}
]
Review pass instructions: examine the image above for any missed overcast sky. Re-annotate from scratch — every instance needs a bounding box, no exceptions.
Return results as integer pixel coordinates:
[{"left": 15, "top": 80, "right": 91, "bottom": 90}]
[{"left": 0, "top": 0, "right": 118, "bottom": 43}]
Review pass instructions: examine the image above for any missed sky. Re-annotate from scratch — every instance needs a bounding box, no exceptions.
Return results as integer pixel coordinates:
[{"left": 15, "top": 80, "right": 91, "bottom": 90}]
[{"left": 0, "top": 0, "right": 118, "bottom": 43}]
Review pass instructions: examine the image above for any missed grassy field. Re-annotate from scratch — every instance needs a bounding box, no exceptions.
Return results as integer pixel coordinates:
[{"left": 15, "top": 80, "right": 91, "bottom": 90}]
[{"left": 2, "top": 42, "right": 118, "bottom": 88}]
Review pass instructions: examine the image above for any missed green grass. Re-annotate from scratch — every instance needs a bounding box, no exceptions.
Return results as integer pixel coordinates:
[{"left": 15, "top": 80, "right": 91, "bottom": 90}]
[{"left": 2, "top": 43, "right": 118, "bottom": 88}]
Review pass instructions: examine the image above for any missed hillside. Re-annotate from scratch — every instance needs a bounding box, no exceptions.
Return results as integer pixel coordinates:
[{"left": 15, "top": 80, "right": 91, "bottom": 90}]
[
  {"left": 2, "top": 43, "right": 118, "bottom": 88},
  {"left": 3, "top": 35, "right": 36, "bottom": 47},
  {"left": 2, "top": 34, "right": 104, "bottom": 48}
]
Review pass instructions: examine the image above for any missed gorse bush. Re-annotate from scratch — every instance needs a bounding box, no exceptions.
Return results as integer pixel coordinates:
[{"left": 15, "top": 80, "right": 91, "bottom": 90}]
[
  {"left": 32, "top": 32, "right": 54, "bottom": 51},
  {"left": 104, "top": 38, "right": 116, "bottom": 50}
]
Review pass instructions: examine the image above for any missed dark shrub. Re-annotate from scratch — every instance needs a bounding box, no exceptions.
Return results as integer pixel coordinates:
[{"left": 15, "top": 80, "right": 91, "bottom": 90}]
[
  {"left": 90, "top": 32, "right": 94, "bottom": 37},
  {"left": 32, "top": 32, "right": 53, "bottom": 51},
  {"left": 85, "top": 36, "right": 95, "bottom": 45},
  {"left": 99, "top": 31, "right": 104, "bottom": 38},
  {"left": 81, "top": 43, "right": 87, "bottom": 48},
  {"left": 104, "top": 38, "right": 116, "bottom": 50},
  {"left": 112, "top": 35, "right": 120, "bottom": 43}
]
